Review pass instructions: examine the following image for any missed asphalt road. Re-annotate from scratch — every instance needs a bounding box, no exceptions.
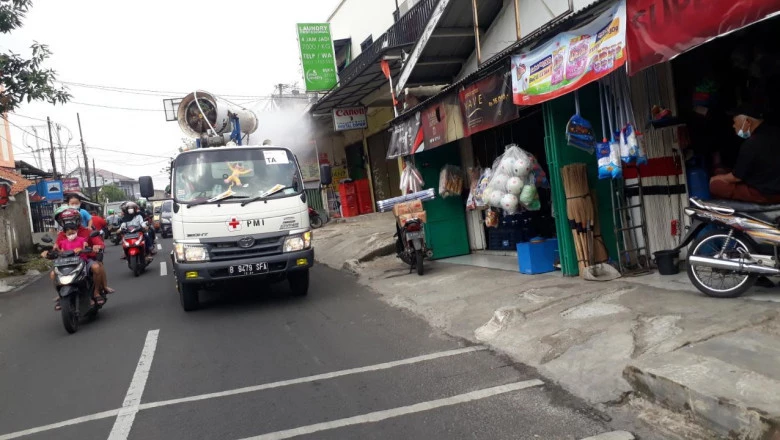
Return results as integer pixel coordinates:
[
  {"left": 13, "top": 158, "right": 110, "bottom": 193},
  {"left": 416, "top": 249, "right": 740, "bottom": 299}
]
[{"left": 0, "top": 238, "right": 616, "bottom": 440}]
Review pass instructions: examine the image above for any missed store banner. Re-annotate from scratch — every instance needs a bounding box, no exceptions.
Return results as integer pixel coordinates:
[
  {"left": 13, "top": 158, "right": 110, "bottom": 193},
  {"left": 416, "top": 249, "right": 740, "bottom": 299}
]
[
  {"left": 296, "top": 23, "right": 338, "bottom": 92},
  {"left": 511, "top": 0, "right": 627, "bottom": 106},
  {"left": 627, "top": 0, "right": 780, "bottom": 74},
  {"left": 420, "top": 93, "right": 465, "bottom": 151},
  {"left": 332, "top": 106, "right": 368, "bottom": 132},
  {"left": 62, "top": 177, "right": 80, "bottom": 192},
  {"left": 460, "top": 65, "right": 518, "bottom": 136},
  {"left": 387, "top": 112, "right": 424, "bottom": 159}
]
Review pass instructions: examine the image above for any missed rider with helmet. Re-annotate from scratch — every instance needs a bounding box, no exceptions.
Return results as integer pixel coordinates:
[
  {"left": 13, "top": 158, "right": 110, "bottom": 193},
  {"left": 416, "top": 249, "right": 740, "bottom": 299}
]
[
  {"left": 136, "top": 198, "right": 156, "bottom": 244},
  {"left": 119, "top": 201, "right": 156, "bottom": 256},
  {"left": 106, "top": 209, "right": 121, "bottom": 228},
  {"left": 42, "top": 207, "right": 114, "bottom": 309}
]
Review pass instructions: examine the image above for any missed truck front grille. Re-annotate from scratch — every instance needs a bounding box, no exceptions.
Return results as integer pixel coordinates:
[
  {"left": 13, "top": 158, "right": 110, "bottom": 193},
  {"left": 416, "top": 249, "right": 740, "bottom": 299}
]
[{"left": 208, "top": 236, "right": 284, "bottom": 261}]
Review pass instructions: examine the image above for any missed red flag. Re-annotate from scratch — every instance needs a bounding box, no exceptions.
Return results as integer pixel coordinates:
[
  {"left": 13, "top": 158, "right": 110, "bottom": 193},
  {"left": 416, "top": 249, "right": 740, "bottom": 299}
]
[{"left": 380, "top": 60, "right": 391, "bottom": 80}]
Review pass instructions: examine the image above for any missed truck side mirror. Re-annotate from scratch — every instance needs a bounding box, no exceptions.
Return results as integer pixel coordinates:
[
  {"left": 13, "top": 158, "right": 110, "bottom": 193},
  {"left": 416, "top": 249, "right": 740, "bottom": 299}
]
[{"left": 139, "top": 176, "right": 155, "bottom": 198}]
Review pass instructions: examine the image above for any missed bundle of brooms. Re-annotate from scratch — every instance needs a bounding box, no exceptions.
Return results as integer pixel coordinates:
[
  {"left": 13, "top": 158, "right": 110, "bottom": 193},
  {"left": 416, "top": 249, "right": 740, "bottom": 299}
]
[{"left": 562, "top": 163, "right": 610, "bottom": 277}]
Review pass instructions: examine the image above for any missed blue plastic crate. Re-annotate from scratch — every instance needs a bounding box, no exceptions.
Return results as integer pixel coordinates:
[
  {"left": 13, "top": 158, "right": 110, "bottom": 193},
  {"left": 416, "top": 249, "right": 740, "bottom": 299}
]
[{"left": 517, "top": 237, "right": 557, "bottom": 274}]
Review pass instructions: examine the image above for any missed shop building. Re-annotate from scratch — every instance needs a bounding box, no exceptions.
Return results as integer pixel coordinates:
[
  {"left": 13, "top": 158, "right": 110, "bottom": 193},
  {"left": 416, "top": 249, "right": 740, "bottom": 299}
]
[{"left": 384, "top": 0, "right": 780, "bottom": 277}]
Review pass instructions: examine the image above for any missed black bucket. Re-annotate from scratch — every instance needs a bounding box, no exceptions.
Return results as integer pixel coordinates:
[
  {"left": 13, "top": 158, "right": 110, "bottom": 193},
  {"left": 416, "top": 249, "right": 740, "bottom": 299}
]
[{"left": 654, "top": 249, "right": 680, "bottom": 275}]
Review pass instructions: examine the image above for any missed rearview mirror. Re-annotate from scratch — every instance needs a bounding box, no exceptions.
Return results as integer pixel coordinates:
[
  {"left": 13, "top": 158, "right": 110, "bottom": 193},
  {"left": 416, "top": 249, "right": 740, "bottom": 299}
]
[
  {"left": 41, "top": 235, "right": 53, "bottom": 243},
  {"left": 90, "top": 230, "right": 102, "bottom": 238},
  {"left": 139, "top": 176, "right": 154, "bottom": 198}
]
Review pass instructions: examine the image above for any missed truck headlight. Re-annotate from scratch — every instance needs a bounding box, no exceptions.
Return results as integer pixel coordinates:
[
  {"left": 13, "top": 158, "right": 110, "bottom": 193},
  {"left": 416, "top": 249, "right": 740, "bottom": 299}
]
[
  {"left": 284, "top": 231, "right": 312, "bottom": 252},
  {"left": 174, "top": 243, "right": 209, "bottom": 262}
]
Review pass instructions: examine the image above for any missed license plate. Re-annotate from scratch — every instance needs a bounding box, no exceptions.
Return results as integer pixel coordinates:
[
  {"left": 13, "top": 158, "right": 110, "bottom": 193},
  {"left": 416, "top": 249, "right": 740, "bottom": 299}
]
[
  {"left": 55, "top": 256, "right": 81, "bottom": 266},
  {"left": 405, "top": 231, "right": 423, "bottom": 240},
  {"left": 228, "top": 262, "right": 269, "bottom": 276}
]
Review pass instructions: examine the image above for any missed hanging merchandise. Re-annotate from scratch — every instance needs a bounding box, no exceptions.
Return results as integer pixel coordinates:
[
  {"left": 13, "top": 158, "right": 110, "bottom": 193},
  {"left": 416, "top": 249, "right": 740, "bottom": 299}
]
[
  {"left": 483, "top": 144, "right": 545, "bottom": 213},
  {"left": 597, "top": 82, "right": 618, "bottom": 180},
  {"left": 439, "top": 165, "right": 464, "bottom": 198},
  {"left": 519, "top": 182, "right": 537, "bottom": 207},
  {"left": 399, "top": 161, "right": 425, "bottom": 194},
  {"left": 376, "top": 188, "right": 436, "bottom": 212},
  {"left": 485, "top": 208, "right": 500, "bottom": 228},
  {"left": 604, "top": 81, "right": 623, "bottom": 179},
  {"left": 467, "top": 167, "right": 488, "bottom": 210},
  {"left": 506, "top": 176, "right": 524, "bottom": 195},
  {"left": 620, "top": 73, "right": 647, "bottom": 166},
  {"left": 566, "top": 91, "right": 596, "bottom": 154},
  {"left": 500, "top": 193, "right": 520, "bottom": 214}
]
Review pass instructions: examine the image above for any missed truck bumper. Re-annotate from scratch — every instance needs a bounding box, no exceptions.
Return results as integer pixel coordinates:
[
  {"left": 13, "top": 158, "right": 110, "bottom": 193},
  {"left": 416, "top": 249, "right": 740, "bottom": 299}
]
[{"left": 173, "top": 248, "right": 314, "bottom": 284}]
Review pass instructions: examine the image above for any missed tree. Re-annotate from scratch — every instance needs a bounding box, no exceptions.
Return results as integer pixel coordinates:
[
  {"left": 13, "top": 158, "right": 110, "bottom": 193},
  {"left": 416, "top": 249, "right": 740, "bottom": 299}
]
[
  {"left": 98, "top": 184, "right": 127, "bottom": 202},
  {"left": 0, "top": 0, "right": 70, "bottom": 113}
]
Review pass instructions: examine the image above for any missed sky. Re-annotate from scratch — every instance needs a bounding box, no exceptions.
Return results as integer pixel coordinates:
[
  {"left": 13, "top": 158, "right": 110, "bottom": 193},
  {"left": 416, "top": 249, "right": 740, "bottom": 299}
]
[{"left": 4, "top": 0, "right": 341, "bottom": 188}]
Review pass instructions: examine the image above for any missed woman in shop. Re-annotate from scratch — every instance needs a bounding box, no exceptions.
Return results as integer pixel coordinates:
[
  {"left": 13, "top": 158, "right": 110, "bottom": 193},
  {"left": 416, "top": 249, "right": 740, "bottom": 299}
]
[{"left": 709, "top": 106, "right": 780, "bottom": 204}]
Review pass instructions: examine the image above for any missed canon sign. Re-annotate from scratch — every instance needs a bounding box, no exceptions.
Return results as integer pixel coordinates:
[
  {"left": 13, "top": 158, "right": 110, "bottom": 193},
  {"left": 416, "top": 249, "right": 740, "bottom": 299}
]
[{"left": 332, "top": 106, "right": 368, "bottom": 132}]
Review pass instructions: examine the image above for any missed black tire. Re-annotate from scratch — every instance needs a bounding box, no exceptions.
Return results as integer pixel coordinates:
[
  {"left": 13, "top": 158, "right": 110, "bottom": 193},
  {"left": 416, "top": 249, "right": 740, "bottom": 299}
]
[
  {"left": 178, "top": 281, "right": 200, "bottom": 311},
  {"left": 687, "top": 230, "right": 757, "bottom": 298},
  {"left": 131, "top": 256, "right": 140, "bottom": 277},
  {"left": 61, "top": 295, "right": 78, "bottom": 334},
  {"left": 415, "top": 250, "right": 424, "bottom": 276},
  {"left": 310, "top": 215, "right": 323, "bottom": 229},
  {"left": 289, "top": 269, "right": 310, "bottom": 297}
]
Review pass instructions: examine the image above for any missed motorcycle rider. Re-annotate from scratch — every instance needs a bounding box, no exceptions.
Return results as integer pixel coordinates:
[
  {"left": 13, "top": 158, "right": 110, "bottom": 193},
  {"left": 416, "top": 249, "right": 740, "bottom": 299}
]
[
  {"left": 137, "top": 198, "right": 156, "bottom": 244},
  {"left": 119, "top": 201, "right": 156, "bottom": 258},
  {"left": 90, "top": 210, "right": 107, "bottom": 235},
  {"left": 42, "top": 207, "right": 114, "bottom": 310},
  {"left": 106, "top": 209, "right": 120, "bottom": 227},
  {"left": 66, "top": 195, "right": 93, "bottom": 230}
]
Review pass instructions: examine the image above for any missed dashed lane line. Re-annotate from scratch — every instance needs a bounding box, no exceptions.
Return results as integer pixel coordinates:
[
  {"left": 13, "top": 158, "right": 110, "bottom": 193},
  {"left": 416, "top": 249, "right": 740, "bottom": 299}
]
[
  {"left": 239, "top": 379, "right": 545, "bottom": 440},
  {"left": 107, "top": 329, "right": 160, "bottom": 440},
  {"left": 0, "top": 346, "right": 488, "bottom": 440},
  {"left": 159, "top": 262, "right": 167, "bottom": 277},
  {"left": 156, "top": 243, "right": 162, "bottom": 250}
]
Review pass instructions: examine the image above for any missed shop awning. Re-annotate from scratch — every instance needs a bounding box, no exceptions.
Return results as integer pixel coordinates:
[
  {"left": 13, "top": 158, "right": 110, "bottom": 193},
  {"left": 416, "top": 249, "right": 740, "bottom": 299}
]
[{"left": 627, "top": 0, "right": 780, "bottom": 75}]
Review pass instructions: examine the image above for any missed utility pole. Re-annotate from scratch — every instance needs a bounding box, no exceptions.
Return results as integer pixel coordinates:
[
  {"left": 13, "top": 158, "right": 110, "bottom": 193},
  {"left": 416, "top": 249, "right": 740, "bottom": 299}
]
[
  {"left": 46, "top": 117, "right": 57, "bottom": 176},
  {"left": 92, "top": 158, "right": 98, "bottom": 197},
  {"left": 55, "top": 124, "right": 66, "bottom": 175},
  {"left": 30, "top": 127, "right": 43, "bottom": 169},
  {"left": 76, "top": 113, "right": 93, "bottom": 201}
]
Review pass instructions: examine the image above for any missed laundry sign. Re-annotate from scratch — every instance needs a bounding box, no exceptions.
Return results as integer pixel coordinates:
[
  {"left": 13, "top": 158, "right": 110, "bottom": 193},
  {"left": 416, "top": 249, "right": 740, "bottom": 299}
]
[{"left": 332, "top": 106, "right": 368, "bottom": 131}]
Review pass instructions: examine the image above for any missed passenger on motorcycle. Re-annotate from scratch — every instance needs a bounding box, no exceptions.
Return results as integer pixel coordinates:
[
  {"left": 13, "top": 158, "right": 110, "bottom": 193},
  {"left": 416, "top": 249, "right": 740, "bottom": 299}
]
[
  {"left": 119, "top": 201, "right": 156, "bottom": 257},
  {"left": 106, "top": 209, "right": 121, "bottom": 227},
  {"left": 41, "top": 207, "right": 114, "bottom": 310},
  {"left": 137, "top": 198, "right": 156, "bottom": 244}
]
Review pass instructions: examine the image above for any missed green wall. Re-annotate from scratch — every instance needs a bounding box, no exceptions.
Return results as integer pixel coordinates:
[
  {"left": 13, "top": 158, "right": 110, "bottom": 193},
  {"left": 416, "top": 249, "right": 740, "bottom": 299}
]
[{"left": 543, "top": 83, "right": 618, "bottom": 276}]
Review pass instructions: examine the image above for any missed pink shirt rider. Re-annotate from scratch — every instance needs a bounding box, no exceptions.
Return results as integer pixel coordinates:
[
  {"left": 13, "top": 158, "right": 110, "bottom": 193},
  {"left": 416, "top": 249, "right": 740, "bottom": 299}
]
[{"left": 56, "top": 235, "right": 90, "bottom": 261}]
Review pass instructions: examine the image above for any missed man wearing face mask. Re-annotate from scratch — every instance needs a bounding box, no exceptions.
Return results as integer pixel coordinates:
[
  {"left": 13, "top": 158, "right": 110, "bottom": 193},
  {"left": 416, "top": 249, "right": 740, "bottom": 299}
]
[
  {"left": 710, "top": 106, "right": 780, "bottom": 203},
  {"left": 119, "top": 201, "right": 156, "bottom": 258}
]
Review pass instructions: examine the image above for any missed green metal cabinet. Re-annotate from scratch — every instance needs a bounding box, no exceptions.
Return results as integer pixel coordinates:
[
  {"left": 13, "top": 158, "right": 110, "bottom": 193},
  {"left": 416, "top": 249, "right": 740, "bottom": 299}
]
[{"left": 416, "top": 143, "right": 470, "bottom": 260}]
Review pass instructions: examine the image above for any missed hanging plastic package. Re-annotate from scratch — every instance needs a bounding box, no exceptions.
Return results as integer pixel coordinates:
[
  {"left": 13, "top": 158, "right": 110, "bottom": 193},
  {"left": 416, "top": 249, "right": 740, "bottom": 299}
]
[
  {"left": 604, "top": 81, "right": 622, "bottom": 179},
  {"left": 485, "top": 208, "right": 499, "bottom": 228},
  {"left": 473, "top": 168, "right": 492, "bottom": 208},
  {"left": 399, "top": 161, "right": 424, "bottom": 194},
  {"left": 613, "top": 75, "right": 633, "bottom": 165},
  {"left": 596, "top": 82, "right": 614, "bottom": 180},
  {"left": 519, "top": 180, "right": 537, "bottom": 206},
  {"left": 622, "top": 74, "right": 648, "bottom": 166},
  {"left": 566, "top": 91, "right": 596, "bottom": 154},
  {"left": 506, "top": 176, "right": 524, "bottom": 195},
  {"left": 500, "top": 193, "right": 520, "bottom": 214},
  {"left": 438, "top": 165, "right": 464, "bottom": 198}
]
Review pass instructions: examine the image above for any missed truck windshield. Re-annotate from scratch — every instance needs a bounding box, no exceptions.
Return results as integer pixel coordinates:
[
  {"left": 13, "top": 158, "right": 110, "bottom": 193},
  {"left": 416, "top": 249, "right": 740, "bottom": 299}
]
[{"left": 172, "top": 148, "right": 302, "bottom": 204}]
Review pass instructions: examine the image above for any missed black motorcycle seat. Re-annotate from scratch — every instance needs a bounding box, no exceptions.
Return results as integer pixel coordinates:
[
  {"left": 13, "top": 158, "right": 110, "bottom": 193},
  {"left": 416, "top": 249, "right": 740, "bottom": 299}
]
[{"left": 706, "top": 199, "right": 780, "bottom": 213}]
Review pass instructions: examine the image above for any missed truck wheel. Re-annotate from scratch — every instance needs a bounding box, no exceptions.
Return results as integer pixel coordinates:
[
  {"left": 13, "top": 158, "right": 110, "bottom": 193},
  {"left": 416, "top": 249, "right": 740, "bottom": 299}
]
[
  {"left": 179, "top": 281, "right": 200, "bottom": 311},
  {"left": 289, "top": 269, "right": 309, "bottom": 297}
]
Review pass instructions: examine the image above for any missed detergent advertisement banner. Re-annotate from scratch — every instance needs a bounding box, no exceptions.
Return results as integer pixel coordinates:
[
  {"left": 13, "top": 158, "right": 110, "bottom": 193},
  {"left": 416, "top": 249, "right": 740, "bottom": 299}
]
[{"left": 511, "top": 0, "right": 626, "bottom": 106}]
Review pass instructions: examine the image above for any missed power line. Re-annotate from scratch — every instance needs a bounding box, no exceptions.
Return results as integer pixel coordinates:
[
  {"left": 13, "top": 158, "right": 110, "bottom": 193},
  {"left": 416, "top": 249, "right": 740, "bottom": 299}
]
[
  {"left": 59, "top": 81, "right": 277, "bottom": 99},
  {"left": 87, "top": 146, "right": 174, "bottom": 159},
  {"left": 70, "top": 101, "right": 165, "bottom": 112}
]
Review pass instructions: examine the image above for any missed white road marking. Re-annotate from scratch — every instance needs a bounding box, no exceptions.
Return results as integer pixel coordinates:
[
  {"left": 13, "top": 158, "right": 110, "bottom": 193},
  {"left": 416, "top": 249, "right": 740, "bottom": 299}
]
[
  {"left": 581, "top": 432, "right": 635, "bottom": 440},
  {"left": 159, "top": 262, "right": 167, "bottom": 277},
  {"left": 156, "top": 243, "right": 162, "bottom": 250},
  {"left": 106, "top": 329, "right": 160, "bottom": 440},
  {"left": 0, "top": 345, "right": 486, "bottom": 440},
  {"left": 240, "top": 379, "right": 545, "bottom": 440}
]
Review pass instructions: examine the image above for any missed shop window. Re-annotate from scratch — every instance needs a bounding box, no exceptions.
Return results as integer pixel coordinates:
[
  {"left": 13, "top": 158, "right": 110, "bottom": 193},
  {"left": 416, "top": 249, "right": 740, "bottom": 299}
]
[{"left": 359, "top": 35, "right": 373, "bottom": 52}]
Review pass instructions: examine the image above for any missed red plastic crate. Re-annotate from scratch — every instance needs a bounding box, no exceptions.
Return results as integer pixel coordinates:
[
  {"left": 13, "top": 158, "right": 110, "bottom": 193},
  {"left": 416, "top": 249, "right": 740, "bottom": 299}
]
[
  {"left": 354, "top": 179, "right": 374, "bottom": 214},
  {"left": 338, "top": 182, "right": 359, "bottom": 217}
]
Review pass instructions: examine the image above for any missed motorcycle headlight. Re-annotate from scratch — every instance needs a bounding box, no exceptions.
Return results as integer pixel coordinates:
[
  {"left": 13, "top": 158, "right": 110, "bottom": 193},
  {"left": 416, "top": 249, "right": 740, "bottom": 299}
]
[
  {"left": 284, "top": 231, "right": 312, "bottom": 253},
  {"left": 56, "top": 262, "right": 84, "bottom": 284},
  {"left": 174, "top": 243, "right": 209, "bottom": 262}
]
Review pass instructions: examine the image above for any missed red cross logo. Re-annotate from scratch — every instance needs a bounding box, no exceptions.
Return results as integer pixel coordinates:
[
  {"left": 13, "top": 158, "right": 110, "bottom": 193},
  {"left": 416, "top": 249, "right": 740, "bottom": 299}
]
[{"left": 227, "top": 217, "right": 242, "bottom": 232}]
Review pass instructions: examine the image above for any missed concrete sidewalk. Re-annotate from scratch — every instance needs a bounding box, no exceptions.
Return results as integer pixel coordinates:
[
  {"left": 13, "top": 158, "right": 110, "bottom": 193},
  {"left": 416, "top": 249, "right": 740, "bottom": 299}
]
[{"left": 313, "top": 219, "right": 780, "bottom": 439}]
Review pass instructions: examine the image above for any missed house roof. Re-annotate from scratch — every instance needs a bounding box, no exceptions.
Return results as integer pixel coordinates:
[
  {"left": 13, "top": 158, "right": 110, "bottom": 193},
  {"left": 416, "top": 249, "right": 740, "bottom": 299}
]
[
  {"left": 72, "top": 167, "right": 137, "bottom": 182},
  {"left": 0, "top": 167, "right": 34, "bottom": 195}
]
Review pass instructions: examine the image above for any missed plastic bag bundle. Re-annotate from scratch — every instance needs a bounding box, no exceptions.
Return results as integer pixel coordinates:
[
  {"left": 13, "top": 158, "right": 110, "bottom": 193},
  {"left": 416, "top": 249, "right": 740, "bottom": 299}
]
[
  {"left": 484, "top": 144, "right": 546, "bottom": 212},
  {"left": 566, "top": 114, "right": 596, "bottom": 154},
  {"left": 485, "top": 208, "right": 499, "bottom": 228},
  {"left": 399, "top": 162, "right": 424, "bottom": 194},
  {"left": 438, "top": 165, "right": 463, "bottom": 198},
  {"left": 473, "top": 168, "right": 492, "bottom": 208},
  {"left": 635, "top": 130, "right": 648, "bottom": 166},
  {"left": 466, "top": 167, "right": 483, "bottom": 211}
]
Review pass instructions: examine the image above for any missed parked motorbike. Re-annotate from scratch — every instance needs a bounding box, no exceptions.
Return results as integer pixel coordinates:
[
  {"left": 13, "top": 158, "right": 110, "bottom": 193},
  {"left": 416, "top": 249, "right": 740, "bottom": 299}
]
[
  {"left": 395, "top": 217, "right": 432, "bottom": 276},
  {"left": 122, "top": 225, "right": 153, "bottom": 277},
  {"left": 309, "top": 207, "right": 324, "bottom": 229},
  {"left": 42, "top": 232, "right": 105, "bottom": 334},
  {"left": 680, "top": 197, "right": 780, "bottom": 298}
]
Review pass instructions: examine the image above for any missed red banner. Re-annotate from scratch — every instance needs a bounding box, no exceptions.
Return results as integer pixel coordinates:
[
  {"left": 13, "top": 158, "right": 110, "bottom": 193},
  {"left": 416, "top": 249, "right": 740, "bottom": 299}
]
[
  {"left": 627, "top": 0, "right": 780, "bottom": 75},
  {"left": 459, "top": 66, "right": 517, "bottom": 137}
]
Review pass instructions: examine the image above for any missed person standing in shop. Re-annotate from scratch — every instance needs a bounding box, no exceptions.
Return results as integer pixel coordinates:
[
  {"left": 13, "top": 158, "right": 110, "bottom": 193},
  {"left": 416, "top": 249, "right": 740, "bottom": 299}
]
[{"left": 710, "top": 106, "right": 780, "bottom": 203}]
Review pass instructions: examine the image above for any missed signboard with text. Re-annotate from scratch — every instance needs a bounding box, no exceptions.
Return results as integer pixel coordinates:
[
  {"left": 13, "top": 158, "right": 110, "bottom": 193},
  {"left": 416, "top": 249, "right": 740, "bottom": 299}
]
[
  {"left": 420, "top": 93, "right": 464, "bottom": 151},
  {"left": 297, "top": 23, "right": 338, "bottom": 92},
  {"left": 62, "top": 178, "right": 80, "bottom": 192},
  {"left": 627, "top": 0, "right": 780, "bottom": 74},
  {"left": 332, "top": 106, "right": 368, "bottom": 131},
  {"left": 511, "top": 0, "right": 626, "bottom": 105},
  {"left": 460, "top": 65, "right": 518, "bottom": 137}
]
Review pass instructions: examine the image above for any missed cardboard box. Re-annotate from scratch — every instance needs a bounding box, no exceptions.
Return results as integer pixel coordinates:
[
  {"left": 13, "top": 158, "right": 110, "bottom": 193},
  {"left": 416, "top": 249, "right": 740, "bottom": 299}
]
[
  {"left": 392, "top": 200, "right": 424, "bottom": 216},
  {"left": 397, "top": 211, "right": 427, "bottom": 226}
]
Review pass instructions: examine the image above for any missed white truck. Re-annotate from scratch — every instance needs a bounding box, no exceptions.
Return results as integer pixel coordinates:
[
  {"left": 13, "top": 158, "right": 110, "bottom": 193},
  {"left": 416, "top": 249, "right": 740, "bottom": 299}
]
[{"left": 139, "top": 91, "right": 317, "bottom": 311}]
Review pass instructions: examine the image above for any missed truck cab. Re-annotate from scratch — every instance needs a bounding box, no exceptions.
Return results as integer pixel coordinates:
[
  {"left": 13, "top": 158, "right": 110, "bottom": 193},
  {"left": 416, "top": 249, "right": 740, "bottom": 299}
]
[{"left": 140, "top": 145, "right": 314, "bottom": 311}]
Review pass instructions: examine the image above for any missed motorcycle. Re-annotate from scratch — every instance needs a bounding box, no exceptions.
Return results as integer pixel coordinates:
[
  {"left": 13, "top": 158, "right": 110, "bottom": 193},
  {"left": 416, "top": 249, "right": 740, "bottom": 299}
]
[
  {"left": 679, "top": 197, "right": 780, "bottom": 298},
  {"left": 309, "top": 207, "right": 324, "bottom": 229},
  {"left": 42, "top": 232, "right": 105, "bottom": 334},
  {"left": 122, "top": 225, "right": 153, "bottom": 277},
  {"left": 395, "top": 217, "right": 432, "bottom": 276},
  {"left": 108, "top": 224, "right": 121, "bottom": 245}
]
